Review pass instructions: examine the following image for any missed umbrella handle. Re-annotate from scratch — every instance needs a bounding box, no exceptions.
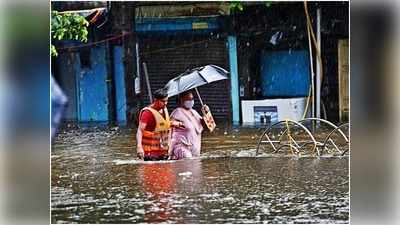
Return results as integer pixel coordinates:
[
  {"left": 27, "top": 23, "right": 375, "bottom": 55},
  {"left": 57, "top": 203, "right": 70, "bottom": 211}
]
[
  {"left": 194, "top": 88, "right": 204, "bottom": 106},
  {"left": 195, "top": 87, "right": 216, "bottom": 132}
]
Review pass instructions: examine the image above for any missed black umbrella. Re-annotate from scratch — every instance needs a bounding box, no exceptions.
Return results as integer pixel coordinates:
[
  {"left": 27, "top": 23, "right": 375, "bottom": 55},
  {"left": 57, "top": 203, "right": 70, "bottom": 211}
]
[
  {"left": 164, "top": 65, "right": 229, "bottom": 99},
  {"left": 164, "top": 65, "right": 228, "bottom": 132}
]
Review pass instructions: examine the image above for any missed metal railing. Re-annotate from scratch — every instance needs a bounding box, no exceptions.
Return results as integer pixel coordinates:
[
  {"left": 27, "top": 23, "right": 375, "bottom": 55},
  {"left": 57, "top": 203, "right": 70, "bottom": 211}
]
[{"left": 256, "top": 118, "right": 349, "bottom": 157}]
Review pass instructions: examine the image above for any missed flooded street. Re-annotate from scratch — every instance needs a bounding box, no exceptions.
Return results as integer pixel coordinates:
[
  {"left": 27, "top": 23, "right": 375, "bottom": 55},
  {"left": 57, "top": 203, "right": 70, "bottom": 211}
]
[{"left": 51, "top": 127, "right": 349, "bottom": 224}]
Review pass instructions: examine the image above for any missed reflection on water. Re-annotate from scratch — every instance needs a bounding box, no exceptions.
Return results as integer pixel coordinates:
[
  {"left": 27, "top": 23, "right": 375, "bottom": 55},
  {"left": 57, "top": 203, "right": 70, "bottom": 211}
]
[{"left": 51, "top": 127, "right": 349, "bottom": 223}]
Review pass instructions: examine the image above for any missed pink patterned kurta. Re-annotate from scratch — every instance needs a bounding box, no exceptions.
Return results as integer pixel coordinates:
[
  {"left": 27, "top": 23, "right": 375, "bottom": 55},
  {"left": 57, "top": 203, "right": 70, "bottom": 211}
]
[{"left": 170, "top": 107, "right": 204, "bottom": 159}]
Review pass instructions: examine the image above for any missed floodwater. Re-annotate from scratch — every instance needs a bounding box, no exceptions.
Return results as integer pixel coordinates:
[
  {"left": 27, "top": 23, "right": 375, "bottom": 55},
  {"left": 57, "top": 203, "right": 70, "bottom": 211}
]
[{"left": 51, "top": 126, "right": 349, "bottom": 224}]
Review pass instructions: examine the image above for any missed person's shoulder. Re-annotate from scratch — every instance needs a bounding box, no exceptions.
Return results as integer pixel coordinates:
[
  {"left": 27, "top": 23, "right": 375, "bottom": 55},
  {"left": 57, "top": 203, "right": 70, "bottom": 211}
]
[
  {"left": 140, "top": 109, "right": 154, "bottom": 120},
  {"left": 141, "top": 108, "right": 152, "bottom": 115},
  {"left": 192, "top": 109, "right": 202, "bottom": 118},
  {"left": 171, "top": 107, "right": 184, "bottom": 117},
  {"left": 171, "top": 107, "right": 184, "bottom": 114}
]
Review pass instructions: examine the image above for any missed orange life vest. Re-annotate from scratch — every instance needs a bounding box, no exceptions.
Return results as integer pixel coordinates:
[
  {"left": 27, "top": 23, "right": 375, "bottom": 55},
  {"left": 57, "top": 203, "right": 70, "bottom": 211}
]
[{"left": 139, "top": 107, "right": 171, "bottom": 159}]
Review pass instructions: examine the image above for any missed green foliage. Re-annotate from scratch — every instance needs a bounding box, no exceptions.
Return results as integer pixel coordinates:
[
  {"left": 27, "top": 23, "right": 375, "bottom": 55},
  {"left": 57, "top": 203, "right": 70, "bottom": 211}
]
[
  {"left": 51, "top": 10, "right": 89, "bottom": 57},
  {"left": 229, "top": 2, "right": 244, "bottom": 13},
  {"left": 228, "top": 1, "right": 274, "bottom": 13},
  {"left": 51, "top": 44, "right": 58, "bottom": 57}
]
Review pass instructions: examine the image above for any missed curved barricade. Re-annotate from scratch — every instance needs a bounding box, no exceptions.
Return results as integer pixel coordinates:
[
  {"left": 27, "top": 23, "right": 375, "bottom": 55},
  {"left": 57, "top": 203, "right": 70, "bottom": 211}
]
[{"left": 256, "top": 118, "right": 349, "bottom": 157}]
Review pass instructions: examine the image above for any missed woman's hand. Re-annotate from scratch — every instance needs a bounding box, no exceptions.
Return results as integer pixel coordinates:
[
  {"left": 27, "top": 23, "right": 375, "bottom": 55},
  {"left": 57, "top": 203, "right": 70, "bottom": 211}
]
[
  {"left": 171, "top": 120, "right": 186, "bottom": 129},
  {"left": 202, "top": 104, "right": 210, "bottom": 113}
]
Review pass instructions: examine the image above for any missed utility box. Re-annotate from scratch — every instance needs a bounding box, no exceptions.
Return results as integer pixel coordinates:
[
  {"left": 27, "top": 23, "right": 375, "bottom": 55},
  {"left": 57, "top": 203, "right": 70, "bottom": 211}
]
[{"left": 241, "top": 97, "right": 309, "bottom": 125}]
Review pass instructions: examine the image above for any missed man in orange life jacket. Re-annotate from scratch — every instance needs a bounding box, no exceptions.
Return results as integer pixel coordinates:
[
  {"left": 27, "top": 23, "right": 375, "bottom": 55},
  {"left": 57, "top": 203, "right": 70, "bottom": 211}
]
[{"left": 136, "top": 88, "right": 185, "bottom": 161}]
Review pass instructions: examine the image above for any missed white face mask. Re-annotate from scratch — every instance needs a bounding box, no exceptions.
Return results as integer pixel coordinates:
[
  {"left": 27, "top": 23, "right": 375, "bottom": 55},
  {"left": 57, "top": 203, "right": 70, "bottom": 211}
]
[{"left": 183, "top": 100, "right": 195, "bottom": 109}]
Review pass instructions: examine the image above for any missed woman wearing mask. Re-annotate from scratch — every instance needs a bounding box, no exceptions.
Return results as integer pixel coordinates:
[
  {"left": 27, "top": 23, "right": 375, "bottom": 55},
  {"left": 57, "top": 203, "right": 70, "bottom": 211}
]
[{"left": 170, "top": 91, "right": 209, "bottom": 160}]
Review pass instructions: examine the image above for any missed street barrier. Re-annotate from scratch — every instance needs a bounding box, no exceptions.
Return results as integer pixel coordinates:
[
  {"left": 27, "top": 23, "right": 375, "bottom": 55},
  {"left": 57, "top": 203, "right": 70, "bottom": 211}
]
[{"left": 256, "top": 118, "right": 349, "bottom": 156}]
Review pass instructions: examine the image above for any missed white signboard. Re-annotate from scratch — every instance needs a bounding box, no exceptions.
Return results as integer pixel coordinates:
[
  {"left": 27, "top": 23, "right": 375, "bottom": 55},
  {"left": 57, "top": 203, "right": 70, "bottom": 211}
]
[{"left": 241, "top": 97, "right": 308, "bottom": 124}]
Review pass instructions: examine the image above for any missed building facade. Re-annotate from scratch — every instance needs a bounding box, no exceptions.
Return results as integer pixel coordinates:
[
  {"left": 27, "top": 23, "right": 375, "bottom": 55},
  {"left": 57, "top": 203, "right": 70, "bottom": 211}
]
[{"left": 52, "top": 2, "right": 349, "bottom": 126}]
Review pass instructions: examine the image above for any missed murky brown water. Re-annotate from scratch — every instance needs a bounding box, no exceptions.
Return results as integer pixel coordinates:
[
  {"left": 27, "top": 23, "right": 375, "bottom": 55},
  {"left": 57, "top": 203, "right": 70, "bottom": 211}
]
[{"left": 51, "top": 126, "right": 349, "bottom": 224}]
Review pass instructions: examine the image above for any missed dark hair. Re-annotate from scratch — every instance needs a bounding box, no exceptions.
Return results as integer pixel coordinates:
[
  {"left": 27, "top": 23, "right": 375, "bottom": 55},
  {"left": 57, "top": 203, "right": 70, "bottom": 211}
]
[
  {"left": 177, "top": 90, "right": 193, "bottom": 105},
  {"left": 179, "top": 90, "right": 192, "bottom": 99},
  {"left": 153, "top": 87, "right": 169, "bottom": 100}
]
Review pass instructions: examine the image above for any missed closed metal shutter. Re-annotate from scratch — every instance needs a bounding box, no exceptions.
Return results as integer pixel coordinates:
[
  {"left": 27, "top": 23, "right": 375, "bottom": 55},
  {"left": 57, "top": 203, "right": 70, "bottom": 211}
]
[{"left": 139, "top": 35, "right": 231, "bottom": 121}]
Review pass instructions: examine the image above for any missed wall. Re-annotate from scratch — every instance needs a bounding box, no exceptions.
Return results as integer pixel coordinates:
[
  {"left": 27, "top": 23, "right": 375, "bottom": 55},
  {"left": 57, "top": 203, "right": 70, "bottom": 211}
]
[
  {"left": 77, "top": 45, "right": 109, "bottom": 122},
  {"left": 56, "top": 44, "right": 110, "bottom": 123},
  {"left": 260, "top": 50, "right": 310, "bottom": 97},
  {"left": 56, "top": 52, "right": 79, "bottom": 121}
]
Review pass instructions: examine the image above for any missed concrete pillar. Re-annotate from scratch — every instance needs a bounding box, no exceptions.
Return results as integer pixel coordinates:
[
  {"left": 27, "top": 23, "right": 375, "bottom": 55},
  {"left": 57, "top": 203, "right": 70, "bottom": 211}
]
[
  {"left": 228, "top": 36, "right": 240, "bottom": 124},
  {"left": 113, "top": 46, "right": 127, "bottom": 124}
]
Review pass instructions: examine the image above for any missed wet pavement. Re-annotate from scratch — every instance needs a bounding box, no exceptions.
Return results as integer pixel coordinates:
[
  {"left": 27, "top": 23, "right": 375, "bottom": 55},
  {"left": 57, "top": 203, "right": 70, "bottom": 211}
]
[{"left": 51, "top": 126, "right": 349, "bottom": 224}]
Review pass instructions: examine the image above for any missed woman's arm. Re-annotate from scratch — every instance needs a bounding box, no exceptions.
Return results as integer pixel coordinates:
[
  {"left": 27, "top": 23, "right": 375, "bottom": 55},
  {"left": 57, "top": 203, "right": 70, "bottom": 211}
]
[
  {"left": 200, "top": 117, "right": 207, "bottom": 128},
  {"left": 170, "top": 108, "right": 186, "bottom": 129}
]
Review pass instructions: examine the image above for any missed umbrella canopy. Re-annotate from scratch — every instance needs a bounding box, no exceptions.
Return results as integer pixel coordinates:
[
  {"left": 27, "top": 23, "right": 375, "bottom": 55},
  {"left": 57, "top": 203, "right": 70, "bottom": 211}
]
[{"left": 164, "top": 65, "right": 229, "bottom": 97}]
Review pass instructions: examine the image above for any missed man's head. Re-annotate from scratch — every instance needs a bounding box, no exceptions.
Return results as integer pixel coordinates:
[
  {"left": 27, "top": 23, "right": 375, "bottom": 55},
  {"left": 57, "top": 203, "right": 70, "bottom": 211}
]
[{"left": 153, "top": 88, "right": 169, "bottom": 109}]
